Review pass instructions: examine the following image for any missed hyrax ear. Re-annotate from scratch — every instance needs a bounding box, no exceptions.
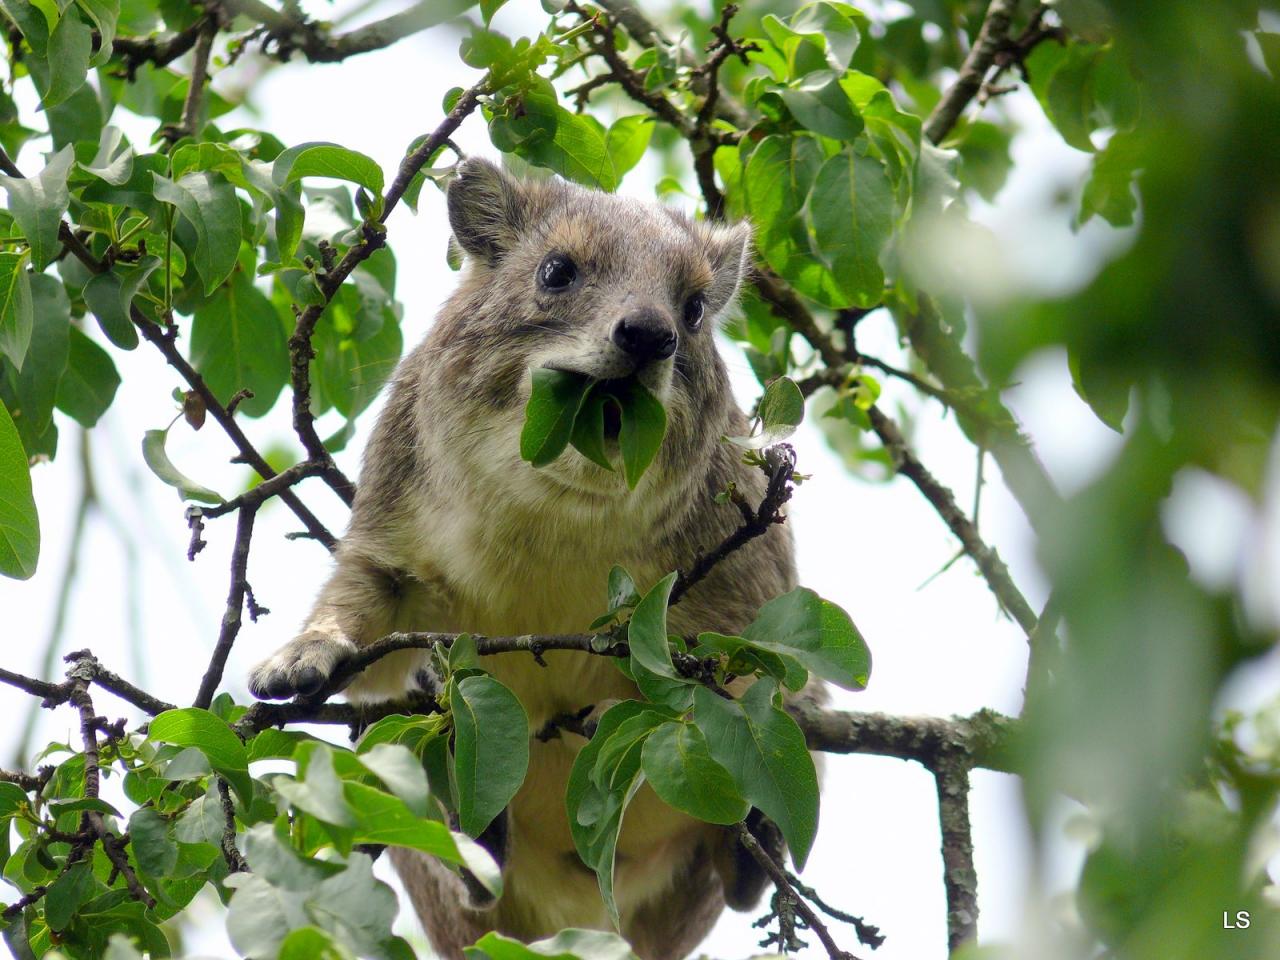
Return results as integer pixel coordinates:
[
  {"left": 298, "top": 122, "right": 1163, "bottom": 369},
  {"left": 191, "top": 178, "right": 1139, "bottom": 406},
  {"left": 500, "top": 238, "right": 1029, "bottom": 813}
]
[
  {"left": 705, "top": 219, "right": 754, "bottom": 316},
  {"left": 447, "top": 158, "right": 529, "bottom": 264}
]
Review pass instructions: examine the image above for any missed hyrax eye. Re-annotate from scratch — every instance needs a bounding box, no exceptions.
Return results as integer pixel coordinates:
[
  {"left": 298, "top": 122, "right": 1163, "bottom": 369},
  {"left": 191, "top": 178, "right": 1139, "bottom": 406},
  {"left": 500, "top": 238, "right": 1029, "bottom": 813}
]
[
  {"left": 538, "top": 254, "right": 578, "bottom": 291},
  {"left": 682, "top": 293, "right": 706, "bottom": 331}
]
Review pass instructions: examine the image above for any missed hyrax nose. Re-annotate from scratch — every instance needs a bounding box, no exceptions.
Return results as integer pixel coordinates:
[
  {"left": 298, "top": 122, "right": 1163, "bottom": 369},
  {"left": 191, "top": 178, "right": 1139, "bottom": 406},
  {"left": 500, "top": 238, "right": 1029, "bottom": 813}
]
[{"left": 611, "top": 309, "right": 677, "bottom": 365}]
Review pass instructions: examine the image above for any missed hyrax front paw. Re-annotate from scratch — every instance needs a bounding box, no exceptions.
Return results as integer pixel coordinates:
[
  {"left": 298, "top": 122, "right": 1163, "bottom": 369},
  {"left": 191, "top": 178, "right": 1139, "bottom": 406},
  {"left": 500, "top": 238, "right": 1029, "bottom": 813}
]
[{"left": 248, "top": 631, "right": 358, "bottom": 700}]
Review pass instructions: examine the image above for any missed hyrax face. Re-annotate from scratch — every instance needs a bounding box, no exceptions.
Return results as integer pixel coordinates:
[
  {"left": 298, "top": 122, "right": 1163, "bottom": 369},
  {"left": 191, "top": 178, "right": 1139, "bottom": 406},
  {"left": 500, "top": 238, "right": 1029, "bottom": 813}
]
[{"left": 431, "top": 159, "right": 752, "bottom": 501}]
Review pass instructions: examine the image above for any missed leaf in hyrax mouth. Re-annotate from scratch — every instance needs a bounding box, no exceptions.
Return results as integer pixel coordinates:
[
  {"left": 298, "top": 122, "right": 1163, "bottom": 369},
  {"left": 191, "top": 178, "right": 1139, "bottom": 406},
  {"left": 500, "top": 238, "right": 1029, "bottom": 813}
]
[{"left": 520, "top": 369, "right": 667, "bottom": 489}]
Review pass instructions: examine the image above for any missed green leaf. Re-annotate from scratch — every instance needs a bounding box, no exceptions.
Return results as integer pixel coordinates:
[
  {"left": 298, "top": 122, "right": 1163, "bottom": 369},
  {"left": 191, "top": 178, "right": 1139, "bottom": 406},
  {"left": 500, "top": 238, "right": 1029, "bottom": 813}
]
[
  {"left": 757, "top": 375, "right": 805, "bottom": 444},
  {"left": 467, "top": 929, "right": 638, "bottom": 960},
  {"left": 313, "top": 290, "right": 402, "bottom": 419},
  {"left": 1044, "top": 43, "right": 1102, "bottom": 152},
  {"left": 693, "top": 680, "right": 819, "bottom": 868},
  {"left": 614, "top": 378, "right": 666, "bottom": 490},
  {"left": 809, "top": 147, "right": 895, "bottom": 308},
  {"left": 627, "top": 573, "right": 689, "bottom": 708},
  {"left": 191, "top": 265, "right": 288, "bottom": 417},
  {"left": 692, "top": 631, "right": 796, "bottom": 687},
  {"left": 174, "top": 783, "right": 225, "bottom": 847},
  {"left": 127, "top": 806, "right": 177, "bottom": 877},
  {"left": 0, "top": 398, "right": 39, "bottom": 579},
  {"left": 9, "top": 274, "right": 70, "bottom": 442},
  {"left": 150, "top": 708, "right": 251, "bottom": 803},
  {"left": 448, "top": 632, "right": 480, "bottom": 673},
  {"left": 479, "top": 0, "right": 507, "bottom": 24},
  {"left": 641, "top": 721, "right": 750, "bottom": 825},
  {"left": 567, "top": 394, "right": 614, "bottom": 462},
  {"left": 75, "top": 0, "right": 119, "bottom": 67},
  {"left": 141, "top": 428, "right": 224, "bottom": 504},
  {"left": 0, "top": 252, "right": 33, "bottom": 369},
  {"left": 170, "top": 141, "right": 244, "bottom": 181},
  {"left": 566, "top": 377, "right": 670, "bottom": 485},
  {"left": 340, "top": 781, "right": 502, "bottom": 896},
  {"left": 954, "top": 120, "right": 1014, "bottom": 203},
  {"left": 781, "top": 72, "right": 864, "bottom": 141},
  {"left": 241, "top": 158, "right": 304, "bottom": 263},
  {"left": 520, "top": 367, "right": 592, "bottom": 466},
  {"left": 742, "top": 587, "right": 870, "bottom": 690},
  {"left": 228, "top": 826, "right": 407, "bottom": 959},
  {"left": 81, "top": 125, "right": 133, "bottom": 184},
  {"left": 55, "top": 327, "right": 120, "bottom": 427},
  {"left": 35, "top": 5, "right": 92, "bottom": 108},
  {"left": 276, "top": 743, "right": 355, "bottom": 829},
  {"left": 604, "top": 115, "right": 653, "bottom": 181},
  {"left": 490, "top": 82, "right": 620, "bottom": 191},
  {"left": 608, "top": 566, "right": 640, "bottom": 611},
  {"left": 0, "top": 144, "right": 74, "bottom": 271},
  {"left": 449, "top": 674, "right": 529, "bottom": 837},
  {"left": 152, "top": 171, "right": 242, "bottom": 295},
  {"left": 279, "top": 927, "right": 353, "bottom": 960},
  {"left": 1079, "top": 129, "right": 1142, "bottom": 228},
  {"left": 776, "top": 1, "right": 862, "bottom": 75},
  {"left": 46, "top": 82, "right": 105, "bottom": 151},
  {"left": 44, "top": 860, "right": 95, "bottom": 931},
  {"left": 743, "top": 134, "right": 843, "bottom": 306},
  {"left": 564, "top": 701, "right": 657, "bottom": 926},
  {"left": 273, "top": 142, "right": 385, "bottom": 209},
  {"left": 354, "top": 743, "right": 430, "bottom": 818},
  {"left": 0, "top": 780, "right": 29, "bottom": 818},
  {"left": 1068, "top": 345, "right": 1130, "bottom": 432},
  {"left": 82, "top": 255, "right": 159, "bottom": 350}
]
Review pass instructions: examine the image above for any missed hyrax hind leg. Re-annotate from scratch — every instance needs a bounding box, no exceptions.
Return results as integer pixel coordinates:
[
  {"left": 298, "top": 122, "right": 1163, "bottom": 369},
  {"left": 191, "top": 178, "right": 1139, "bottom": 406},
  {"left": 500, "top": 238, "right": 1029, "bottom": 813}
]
[{"left": 249, "top": 548, "right": 430, "bottom": 701}]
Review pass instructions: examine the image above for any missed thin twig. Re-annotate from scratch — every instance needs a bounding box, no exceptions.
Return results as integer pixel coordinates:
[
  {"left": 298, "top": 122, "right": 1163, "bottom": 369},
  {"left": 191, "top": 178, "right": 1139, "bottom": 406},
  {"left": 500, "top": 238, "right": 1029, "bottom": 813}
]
[
  {"left": 194, "top": 506, "right": 258, "bottom": 709},
  {"left": 172, "top": 15, "right": 217, "bottom": 140},
  {"left": 203, "top": 461, "right": 327, "bottom": 518},
  {"left": 670, "top": 443, "right": 795, "bottom": 606},
  {"left": 66, "top": 657, "right": 155, "bottom": 909},
  {"left": 868, "top": 406, "right": 1038, "bottom": 636},
  {"left": 46, "top": 214, "right": 340, "bottom": 551},
  {"left": 286, "top": 79, "right": 488, "bottom": 500},
  {"left": 736, "top": 823, "right": 860, "bottom": 960},
  {"left": 784, "top": 870, "right": 885, "bottom": 950},
  {"left": 566, "top": 1, "right": 692, "bottom": 136},
  {"left": 217, "top": 778, "right": 249, "bottom": 872}
]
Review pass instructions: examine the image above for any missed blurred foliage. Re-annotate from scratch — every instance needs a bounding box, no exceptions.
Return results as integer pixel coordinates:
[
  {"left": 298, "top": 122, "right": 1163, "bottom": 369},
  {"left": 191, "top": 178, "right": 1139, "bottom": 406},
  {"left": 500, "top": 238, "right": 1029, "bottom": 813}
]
[{"left": 0, "top": 0, "right": 1276, "bottom": 958}]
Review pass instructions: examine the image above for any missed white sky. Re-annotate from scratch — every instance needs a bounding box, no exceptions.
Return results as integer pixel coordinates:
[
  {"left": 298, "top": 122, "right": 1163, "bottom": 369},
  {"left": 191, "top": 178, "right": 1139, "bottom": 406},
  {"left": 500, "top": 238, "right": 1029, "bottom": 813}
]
[{"left": 3, "top": 2, "right": 1278, "bottom": 959}]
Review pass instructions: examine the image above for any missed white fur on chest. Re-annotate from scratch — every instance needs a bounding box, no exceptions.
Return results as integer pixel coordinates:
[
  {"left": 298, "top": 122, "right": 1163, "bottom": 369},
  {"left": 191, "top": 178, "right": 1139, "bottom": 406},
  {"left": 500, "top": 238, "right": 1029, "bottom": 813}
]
[{"left": 399, "top": 460, "right": 669, "bottom": 722}]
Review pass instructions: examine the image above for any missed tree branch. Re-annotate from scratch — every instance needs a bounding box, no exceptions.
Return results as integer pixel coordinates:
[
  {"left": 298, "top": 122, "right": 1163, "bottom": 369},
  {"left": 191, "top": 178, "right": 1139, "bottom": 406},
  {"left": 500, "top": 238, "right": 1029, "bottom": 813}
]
[
  {"left": 893, "top": 298, "right": 1060, "bottom": 529},
  {"left": 923, "top": 0, "right": 1021, "bottom": 146},
  {"left": 45, "top": 216, "right": 340, "bottom": 551},
  {"left": 670, "top": 443, "right": 795, "bottom": 607},
  {"left": 285, "top": 79, "right": 488, "bottom": 502},
  {"left": 108, "top": 17, "right": 208, "bottom": 80},
  {"left": 194, "top": 505, "right": 258, "bottom": 709},
  {"left": 736, "top": 822, "right": 861, "bottom": 960},
  {"left": 66, "top": 658, "right": 155, "bottom": 910},
  {"left": 932, "top": 753, "right": 978, "bottom": 953},
  {"left": 172, "top": 15, "right": 218, "bottom": 140},
  {"left": 220, "top": 0, "right": 470, "bottom": 64},
  {"left": 567, "top": 2, "right": 692, "bottom": 136},
  {"left": 867, "top": 406, "right": 1038, "bottom": 635}
]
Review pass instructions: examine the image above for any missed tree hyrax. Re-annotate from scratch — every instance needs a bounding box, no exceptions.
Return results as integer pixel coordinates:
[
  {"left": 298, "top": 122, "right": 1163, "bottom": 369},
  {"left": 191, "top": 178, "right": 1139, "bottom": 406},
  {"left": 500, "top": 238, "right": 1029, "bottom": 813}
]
[{"left": 249, "top": 158, "right": 796, "bottom": 959}]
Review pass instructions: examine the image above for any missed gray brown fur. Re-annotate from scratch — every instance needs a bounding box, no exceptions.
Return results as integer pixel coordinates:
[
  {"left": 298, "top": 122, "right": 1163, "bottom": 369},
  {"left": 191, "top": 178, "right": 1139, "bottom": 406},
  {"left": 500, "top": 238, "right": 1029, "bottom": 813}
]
[{"left": 249, "top": 159, "right": 798, "bottom": 959}]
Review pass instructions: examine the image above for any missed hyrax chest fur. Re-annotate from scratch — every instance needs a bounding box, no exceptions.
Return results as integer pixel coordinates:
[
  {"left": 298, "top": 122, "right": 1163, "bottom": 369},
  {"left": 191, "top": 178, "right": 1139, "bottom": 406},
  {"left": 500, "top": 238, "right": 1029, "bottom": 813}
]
[{"left": 249, "top": 159, "right": 796, "bottom": 960}]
